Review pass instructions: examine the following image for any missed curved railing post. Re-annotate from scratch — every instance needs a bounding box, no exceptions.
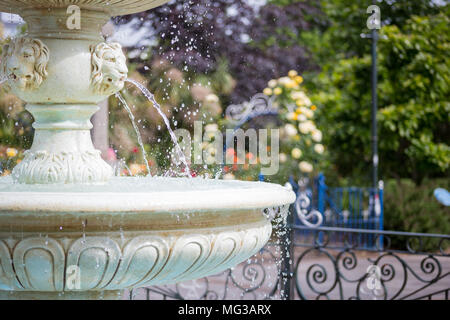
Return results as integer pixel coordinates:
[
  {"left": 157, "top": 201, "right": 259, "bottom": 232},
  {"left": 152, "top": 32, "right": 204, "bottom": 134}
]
[
  {"left": 317, "top": 173, "right": 326, "bottom": 214},
  {"left": 378, "top": 180, "right": 384, "bottom": 249}
]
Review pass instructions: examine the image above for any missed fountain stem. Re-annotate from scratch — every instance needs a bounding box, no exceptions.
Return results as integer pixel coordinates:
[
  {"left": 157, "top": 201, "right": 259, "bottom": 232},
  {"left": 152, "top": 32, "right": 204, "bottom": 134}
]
[{"left": 12, "top": 104, "right": 112, "bottom": 184}]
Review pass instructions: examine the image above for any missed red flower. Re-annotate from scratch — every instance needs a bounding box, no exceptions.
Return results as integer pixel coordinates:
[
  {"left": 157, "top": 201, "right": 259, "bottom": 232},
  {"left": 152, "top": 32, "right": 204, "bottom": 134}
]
[
  {"left": 132, "top": 147, "right": 139, "bottom": 153},
  {"left": 226, "top": 148, "right": 235, "bottom": 156}
]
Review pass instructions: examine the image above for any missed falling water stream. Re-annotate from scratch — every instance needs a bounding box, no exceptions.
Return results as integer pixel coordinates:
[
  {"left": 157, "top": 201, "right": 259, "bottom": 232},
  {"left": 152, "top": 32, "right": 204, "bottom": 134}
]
[
  {"left": 3, "top": 75, "right": 201, "bottom": 179},
  {"left": 123, "top": 78, "right": 192, "bottom": 178},
  {"left": 115, "top": 92, "right": 152, "bottom": 176}
]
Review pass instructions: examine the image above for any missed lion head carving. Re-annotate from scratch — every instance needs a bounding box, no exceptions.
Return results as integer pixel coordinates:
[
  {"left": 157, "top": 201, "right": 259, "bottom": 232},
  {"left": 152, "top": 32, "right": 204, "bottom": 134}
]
[
  {"left": 1, "top": 37, "right": 50, "bottom": 91},
  {"left": 90, "top": 42, "right": 128, "bottom": 95}
]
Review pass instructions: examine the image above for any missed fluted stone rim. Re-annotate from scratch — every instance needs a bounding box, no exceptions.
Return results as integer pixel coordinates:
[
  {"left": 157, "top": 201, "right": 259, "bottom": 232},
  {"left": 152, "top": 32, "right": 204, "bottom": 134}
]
[{"left": 0, "top": 176, "right": 296, "bottom": 213}]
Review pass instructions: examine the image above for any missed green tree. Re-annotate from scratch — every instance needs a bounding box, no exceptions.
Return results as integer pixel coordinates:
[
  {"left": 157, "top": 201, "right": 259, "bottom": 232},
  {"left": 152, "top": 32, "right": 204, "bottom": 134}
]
[{"left": 311, "top": 12, "right": 449, "bottom": 183}]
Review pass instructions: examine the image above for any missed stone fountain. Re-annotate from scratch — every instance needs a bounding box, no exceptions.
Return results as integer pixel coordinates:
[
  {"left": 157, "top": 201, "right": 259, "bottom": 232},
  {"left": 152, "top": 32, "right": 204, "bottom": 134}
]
[{"left": 0, "top": 1, "right": 295, "bottom": 299}]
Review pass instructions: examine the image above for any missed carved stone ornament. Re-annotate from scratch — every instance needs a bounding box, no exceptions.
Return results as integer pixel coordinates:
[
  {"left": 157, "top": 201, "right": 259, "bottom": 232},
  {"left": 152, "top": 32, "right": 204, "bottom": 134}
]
[
  {"left": 9, "top": 104, "right": 113, "bottom": 184},
  {"left": 1, "top": 37, "right": 49, "bottom": 91},
  {"left": 90, "top": 42, "right": 128, "bottom": 95},
  {"left": 12, "top": 150, "right": 113, "bottom": 184},
  {"left": 0, "top": 222, "right": 271, "bottom": 292}
]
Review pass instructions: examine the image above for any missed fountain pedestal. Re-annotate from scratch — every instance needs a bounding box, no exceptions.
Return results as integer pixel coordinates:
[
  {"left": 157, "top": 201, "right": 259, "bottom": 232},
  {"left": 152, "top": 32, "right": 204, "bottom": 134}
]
[
  {"left": 12, "top": 104, "right": 112, "bottom": 183},
  {"left": 1, "top": 5, "right": 129, "bottom": 183}
]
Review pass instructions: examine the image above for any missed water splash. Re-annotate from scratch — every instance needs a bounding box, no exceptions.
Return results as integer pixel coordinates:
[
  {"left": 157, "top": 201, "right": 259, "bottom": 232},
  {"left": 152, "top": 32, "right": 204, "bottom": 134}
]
[
  {"left": 125, "top": 78, "right": 192, "bottom": 178},
  {"left": 115, "top": 92, "right": 152, "bottom": 176}
]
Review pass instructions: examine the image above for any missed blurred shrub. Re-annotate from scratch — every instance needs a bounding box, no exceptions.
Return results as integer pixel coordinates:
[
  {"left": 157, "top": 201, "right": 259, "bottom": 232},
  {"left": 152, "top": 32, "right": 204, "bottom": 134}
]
[{"left": 383, "top": 178, "right": 450, "bottom": 250}]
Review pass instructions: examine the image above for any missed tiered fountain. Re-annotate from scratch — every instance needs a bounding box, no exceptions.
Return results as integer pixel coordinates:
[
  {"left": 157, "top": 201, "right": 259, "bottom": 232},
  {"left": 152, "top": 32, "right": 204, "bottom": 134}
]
[{"left": 0, "top": 0, "right": 295, "bottom": 299}]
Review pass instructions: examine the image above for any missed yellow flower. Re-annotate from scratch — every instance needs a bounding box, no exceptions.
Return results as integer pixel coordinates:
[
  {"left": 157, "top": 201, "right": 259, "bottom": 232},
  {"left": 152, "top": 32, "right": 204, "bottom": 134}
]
[
  {"left": 287, "top": 112, "right": 298, "bottom": 121},
  {"left": 311, "top": 105, "right": 317, "bottom": 111},
  {"left": 273, "top": 87, "right": 282, "bottom": 95},
  {"left": 298, "top": 107, "right": 314, "bottom": 119},
  {"left": 288, "top": 70, "right": 298, "bottom": 78},
  {"left": 263, "top": 88, "right": 273, "bottom": 96},
  {"left": 312, "top": 129, "right": 323, "bottom": 142},
  {"left": 284, "top": 124, "right": 298, "bottom": 136},
  {"left": 292, "top": 90, "right": 311, "bottom": 106},
  {"left": 278, "top": 77, "right": 291, "bottom": 86},
  {"left": 314, "top": 144, "right": 325, "bottom": 154},
  {"left": 295, "top": 75, "right": 304, "bottom": 84},
  {"left": 299, "top": 161, "right": 313, "bottom": 173},
  {"left": 285, "top": 80, "right": 297, "bottom": 89},
  {"left": 291, "top": 91, "right": 304, "bottom": 100},
  {"left": 6, "top": 148, "right": 18, "bottom": 158},
  {"left": 291, "top": 148, "right": 302, "bottom": 159},
  {"left": 268, "top": 79, "right": 277, "bottom": 88},
  {"left": 298, "top": 121, "right": 315, "bottom": 134}
]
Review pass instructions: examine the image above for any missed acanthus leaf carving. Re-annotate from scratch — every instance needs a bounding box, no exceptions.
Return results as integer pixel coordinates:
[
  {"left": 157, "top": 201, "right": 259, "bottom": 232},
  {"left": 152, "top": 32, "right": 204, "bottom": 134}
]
[
  {"left": 0, "top": 219, "right": 272, "bottom": 293},
  {"left": 13, "top": 237, "right": 65, "bottom": 291},
  {"left": 67, "top": 236, "right": 121, "bottom": 291},
  {"left": 106, "top": 236, "right": 169, "bottom": 290},
  {"left": 0, "top": 240, "right": 22, "bottom": 290},
  {"left": 12, "top": 150, "right": 113, "bottom": 184}
]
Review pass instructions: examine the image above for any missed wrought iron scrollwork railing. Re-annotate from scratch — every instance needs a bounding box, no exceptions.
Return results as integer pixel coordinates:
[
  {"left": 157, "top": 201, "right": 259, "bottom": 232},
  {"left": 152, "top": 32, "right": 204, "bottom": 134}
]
[
  {"left": 294, "top": 187, "right": 323, "bottom": 228},
  {"left": 128, "top": 178, "right": 449, "bottom": 300},
  {"left": 129, "top": 223, "right": 450, "bottom": 300},
  {"left": 129, "top": 246, "right": 283, "bottom": 300},
  {"left": 291, "top": 226, "right": 450, "bottom": 300}
]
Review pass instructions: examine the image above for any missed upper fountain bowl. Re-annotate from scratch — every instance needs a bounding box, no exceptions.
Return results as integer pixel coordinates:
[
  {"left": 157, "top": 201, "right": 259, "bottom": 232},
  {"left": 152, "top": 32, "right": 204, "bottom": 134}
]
[
  {"left": 0, "top": 1, "right": 172, "bottom": 104},
  {"left": 0, "top": 0, "right": 171, "bottom": 16}
]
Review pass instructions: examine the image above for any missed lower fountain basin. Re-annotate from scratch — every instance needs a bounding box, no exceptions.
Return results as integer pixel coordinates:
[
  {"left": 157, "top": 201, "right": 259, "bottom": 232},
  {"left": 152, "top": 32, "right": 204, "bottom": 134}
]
[{"left": 0, "top": 176, "right": 294, "bottom": 298}]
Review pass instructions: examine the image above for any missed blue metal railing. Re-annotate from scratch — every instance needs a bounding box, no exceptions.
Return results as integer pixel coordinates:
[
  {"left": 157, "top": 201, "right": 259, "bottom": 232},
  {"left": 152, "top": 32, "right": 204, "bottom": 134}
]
[{"left": 290, "top": 173, "right": 384, "bottom": 249}]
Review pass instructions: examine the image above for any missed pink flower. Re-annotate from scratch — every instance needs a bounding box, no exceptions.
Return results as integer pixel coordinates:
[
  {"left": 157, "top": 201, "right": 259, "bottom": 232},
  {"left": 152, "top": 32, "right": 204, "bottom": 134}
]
[{"left": 106, "top": 148, "right": 117, "bottom": 161}]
